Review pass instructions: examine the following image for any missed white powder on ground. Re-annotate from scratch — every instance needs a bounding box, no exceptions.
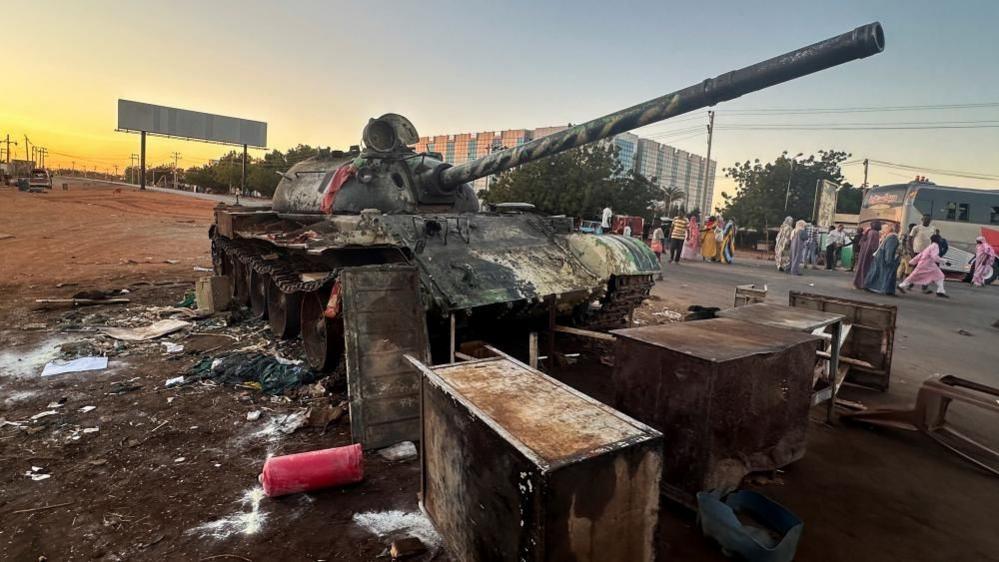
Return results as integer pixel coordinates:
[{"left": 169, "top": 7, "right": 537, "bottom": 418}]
[
  {"left": 188, "top": 486, "right": 267, "bottom": 540},
  {"left": 352, "top": 509, "right": 441, "bottom": 548}
]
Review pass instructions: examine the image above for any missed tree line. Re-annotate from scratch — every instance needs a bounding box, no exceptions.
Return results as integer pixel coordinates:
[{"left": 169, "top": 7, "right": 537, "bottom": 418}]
[{"left": 482, "top": 144, "right": 863, "bottom": 226}]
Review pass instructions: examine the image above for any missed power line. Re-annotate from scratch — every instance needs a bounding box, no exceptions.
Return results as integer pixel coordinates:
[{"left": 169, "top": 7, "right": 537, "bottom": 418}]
[
  {"left": 867, "top": 159, "right": 999, "bottom": 182},
  {"left": 716, "top": 124, "right": 999, "bottom": 131},
  {"left": 718, "top": 101, "right": 999, "bottom": 115}
]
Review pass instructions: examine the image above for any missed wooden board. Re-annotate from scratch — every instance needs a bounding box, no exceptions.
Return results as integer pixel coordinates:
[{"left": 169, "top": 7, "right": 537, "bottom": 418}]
[{"left": 342, "top": 265, "right": 429, "bottom": 449}]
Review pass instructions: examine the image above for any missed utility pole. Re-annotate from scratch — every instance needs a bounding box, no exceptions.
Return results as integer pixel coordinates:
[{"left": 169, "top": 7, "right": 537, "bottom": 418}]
[
  {"left": 702, "top": 110, "right": 715, "bottom": 213},
  {"left": 24, "top": 135, "right": 31, "bottom": 164},
  {"left": 2, "top": 134, "right": 16, "bottom": 164},
  {"left": 129, "top": 154, "right": 138, "bottom": 184},
  {"left": 241, "top": 143, "right": 248, "bottom": 195},
  {"left": 38, "top": 147, "right": 48, "bottom": 169},
  {"left": 113, "top": 164, "right": 118, "bottom": 179},
  {"left": 862, "top": 158, "right": 869, "bottom": 189},
  {"left": 72, "top": 161, "right": 75, "bottom": 176},
  {"left": 171, "top": 151, "right": 182, "bottom": 190}
]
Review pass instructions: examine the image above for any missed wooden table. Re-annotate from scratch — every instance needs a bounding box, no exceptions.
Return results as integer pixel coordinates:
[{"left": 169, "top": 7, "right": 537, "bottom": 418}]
[{"left": 717, "top": 303, "right": 846, "bottom": 422}]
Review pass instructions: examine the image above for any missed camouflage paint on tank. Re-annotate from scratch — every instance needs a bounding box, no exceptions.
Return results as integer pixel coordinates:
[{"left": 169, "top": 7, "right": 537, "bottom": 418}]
[
  {"left": 378, "top": 214, "right": 603, "bottom": 313},
  {"left": 566, "top": 234, "right": 660, "bottom": 280}
]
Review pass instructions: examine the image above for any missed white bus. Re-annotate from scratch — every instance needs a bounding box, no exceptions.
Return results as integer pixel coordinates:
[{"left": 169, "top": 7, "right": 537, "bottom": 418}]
[{"left": 858, "top": 180, "right": 999, "bottom": 284}]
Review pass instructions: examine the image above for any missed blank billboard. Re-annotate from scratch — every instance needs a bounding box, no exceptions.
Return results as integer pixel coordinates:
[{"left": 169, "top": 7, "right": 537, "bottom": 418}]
[{"left": 117, "top": 99, "right": 267, "bottom": 148}]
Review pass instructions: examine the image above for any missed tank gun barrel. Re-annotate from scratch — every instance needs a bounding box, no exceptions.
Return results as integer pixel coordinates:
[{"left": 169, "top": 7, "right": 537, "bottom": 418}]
[{"left": 437, "top": 22, "right": 884, "bottom": 187}]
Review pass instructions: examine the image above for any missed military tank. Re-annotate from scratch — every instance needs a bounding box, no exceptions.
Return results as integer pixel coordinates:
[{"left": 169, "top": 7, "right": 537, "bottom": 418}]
[{"left": 211, "top": 22, "right": 885, "bottom": 371}]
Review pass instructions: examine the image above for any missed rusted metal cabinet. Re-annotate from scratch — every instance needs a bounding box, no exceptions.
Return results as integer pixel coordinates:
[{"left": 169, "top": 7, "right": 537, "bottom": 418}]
[
  {"left": 611, "top": 318, "right": 820, "bottom": 506},
  {"left": 409, "top": 351, "right": 663, "bottom": 562}
]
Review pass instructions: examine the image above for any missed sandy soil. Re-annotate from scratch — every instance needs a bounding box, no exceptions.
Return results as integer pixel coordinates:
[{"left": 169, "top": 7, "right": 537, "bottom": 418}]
[{"left": 0, "top": 183, "right": 431, "bottom": 561}]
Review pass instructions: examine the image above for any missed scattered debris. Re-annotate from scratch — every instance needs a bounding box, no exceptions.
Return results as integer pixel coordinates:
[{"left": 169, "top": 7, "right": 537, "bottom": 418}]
[
  {"left": 352, "top": 509, "right": 442, "bottom": 550},
  {"left": 957, "top": 329, "right": 974, "bottom": 337},
  {"left": 31, "top": 410, "right": 59, "bottom": 421},
  {"left": 253, "top": 410, "right": 309, "bottom": 440},
  {"left": 109, "top": 381, "right": 143, "bottom": 395},
  {"left": 697, "top": 490, "right": 803, "bottom": 562},
  {"left": 379, "top": 441, "right": 418, "bottom": 462},
  {"left": 24, "top": 466, "right": 51, "bottom": 481},
  {"left": 306, "top": 401, "right": 347, "bottom": 431},
  {"left": 162, "top": 342, "right": 184, "bottom": 354},
  {"left": 0, "top": 233, "right": 15, "bottom": 241},
  {"left": 175, "top": 457, "right": 186, "bottom": 463},
  {"left": 193, "top": 266, "right": 214, "bottom": 272},
  {"left": 21, "top": 322, "right": 47, "bottom": 331},
  {"left": 188, "top": 487, "right": 267, "bottom": 540},
  {"left": 102, "top": 319, "right": 191, "bottom": 341},
  {"left": 390, "top": 537, "right": 427, "bottom": 559},
  {"left": 82, "top": 427, "right": 100, "bottom": 434},
  {"left": 245, "top": 410, "right": 261, "bottom": 421},
  {"left": 35, "top": 297, "right": 130, "bottom": 308},
  {"left": 78, "top": 406, "right": 96, "bottom": 413},
  {"left": 188, "top": 352, "right": 317, "bottom": 395},
  {"left": 41, "top": 356, "right": 109, "bottom": 377},
  {"left": 165, "top": 376, "right": 186, "bottom": 388}
]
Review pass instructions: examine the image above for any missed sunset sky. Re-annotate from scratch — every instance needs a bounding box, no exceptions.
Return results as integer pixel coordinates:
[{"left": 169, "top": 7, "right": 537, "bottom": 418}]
[{"left": 4, "top": 0, "right": 998, "bottom": 207}]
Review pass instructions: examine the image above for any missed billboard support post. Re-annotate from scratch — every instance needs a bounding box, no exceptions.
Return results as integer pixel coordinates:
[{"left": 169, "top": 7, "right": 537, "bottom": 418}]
[
  {"left": 241, "top": 144, "right": 247, "bottom": 194},
  {"left": 140, "top": 131, "right": 146, "bottom": 191}
]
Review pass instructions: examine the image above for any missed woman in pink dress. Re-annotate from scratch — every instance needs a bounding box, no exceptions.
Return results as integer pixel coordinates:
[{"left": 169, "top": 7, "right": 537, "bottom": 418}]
[
  {"left": 972, "top": 236, "right": 997, "bottom": 287},
  {"left": 681, "top": 215, "right": 700, "bottom": 260},
  {"left": 897, "top": 234, "right": 948, "bottom": 298}
]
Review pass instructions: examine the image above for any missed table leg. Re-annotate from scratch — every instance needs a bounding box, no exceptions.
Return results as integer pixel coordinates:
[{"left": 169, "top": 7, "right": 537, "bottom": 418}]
[{"left": 827, "top": 320, "right": 842, "bottom": 423}]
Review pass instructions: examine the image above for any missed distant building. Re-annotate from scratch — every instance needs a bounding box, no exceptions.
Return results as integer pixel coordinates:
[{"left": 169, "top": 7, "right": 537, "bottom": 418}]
[{"left": 413, "top": 125, "right": 715, "bottom": 208}]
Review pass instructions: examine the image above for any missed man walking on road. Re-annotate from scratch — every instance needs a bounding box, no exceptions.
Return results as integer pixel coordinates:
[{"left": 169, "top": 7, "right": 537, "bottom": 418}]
[
  {"left": 908, "top": 215, "right": 933, "bottom": 255},
  {"left": 825, "top": 224, "right": 847, "bottom": 270},
  {"left": 601, "top": 206, "right": 613, "bottom": 233},
  {"left": 669, "top": 213, "right": 688, "bottom": 264}
]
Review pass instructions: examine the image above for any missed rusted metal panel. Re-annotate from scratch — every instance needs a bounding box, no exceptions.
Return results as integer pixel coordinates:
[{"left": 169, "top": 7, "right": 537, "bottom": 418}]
[
  {"left": 611, "top": 318, "right": 820, "bottom": 507},
  {"left": 411, "top": 352, "right": 663, "bottom": 562},
  {"left": 342, "top": 265, "right": 429, "bottom": 449},
  {"left": 789, "top": 291, "right": 897, "bottom": 390}
]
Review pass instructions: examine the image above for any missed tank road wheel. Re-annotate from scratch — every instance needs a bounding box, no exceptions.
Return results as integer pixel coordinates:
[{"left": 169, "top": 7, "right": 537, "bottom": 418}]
[
  {"left": 300, "top": 291, "right": 344, "bottom": 372},
  {"left": 249, "top": 269, "right": 269, "bottom": 319},
  {"left": 267, "top": 281, "right": 301, "bottom": 339}
]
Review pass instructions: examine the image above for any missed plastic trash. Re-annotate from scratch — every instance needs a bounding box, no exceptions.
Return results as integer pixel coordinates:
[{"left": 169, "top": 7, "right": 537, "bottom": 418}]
[
  {"left": 259, "top": 443, "right": 363, "bottom": 497},
  {"left": 696, "top": 489, "right": 803, "bottom": 562}
]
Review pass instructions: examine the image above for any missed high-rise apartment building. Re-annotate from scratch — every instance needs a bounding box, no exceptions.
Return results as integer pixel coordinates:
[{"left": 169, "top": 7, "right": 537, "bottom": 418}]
[{"left": 413, "top": 126, "right": 714, "bottom": 209}]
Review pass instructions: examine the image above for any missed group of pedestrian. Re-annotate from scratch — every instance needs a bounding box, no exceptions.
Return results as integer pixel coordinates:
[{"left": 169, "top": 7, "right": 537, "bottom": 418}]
[
  {"left": 775, "top": 216, "right": 823, "bottom": 275},
  {"left": 698, "top": 214, "right": 736, "bottom": 264},
  {"left": 646, "top": 212, "right": 735, "bottom": 280},
  {"left": 852, "top": 215, "right": 954, "bottom": 298}
]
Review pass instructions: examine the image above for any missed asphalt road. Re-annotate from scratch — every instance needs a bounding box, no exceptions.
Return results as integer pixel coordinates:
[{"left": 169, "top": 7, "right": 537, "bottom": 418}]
[{"left": 650, "top": 255, "right": 999, "bottom": 408}]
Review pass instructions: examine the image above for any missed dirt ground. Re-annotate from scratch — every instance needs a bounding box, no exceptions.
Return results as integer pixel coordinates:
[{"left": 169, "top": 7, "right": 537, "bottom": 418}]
[{"left": 1, "top": 181, "right": 996, "bottom": 561}]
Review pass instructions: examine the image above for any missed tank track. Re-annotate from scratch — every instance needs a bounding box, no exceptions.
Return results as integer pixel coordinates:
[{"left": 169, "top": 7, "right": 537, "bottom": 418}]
[
  {"left": 212, "top": 235, "right": 338, "bottom": 295},
  {"left": 580, "top": 274, "right": 654, "bottom": 331}
]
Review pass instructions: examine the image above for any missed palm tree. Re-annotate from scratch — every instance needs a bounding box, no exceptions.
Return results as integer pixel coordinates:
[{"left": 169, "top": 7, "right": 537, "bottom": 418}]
[{"left": 654, "top": 185, "right": 686, "bottom": 216}]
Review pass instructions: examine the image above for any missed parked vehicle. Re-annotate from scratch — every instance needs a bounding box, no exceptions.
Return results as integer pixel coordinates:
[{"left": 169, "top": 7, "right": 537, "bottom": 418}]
[
  {"left": 859, "top": 180, "right": 999, "bottom": 283},
  {"left": 27, "top": 169, "right": 52, "bottom": 191}
]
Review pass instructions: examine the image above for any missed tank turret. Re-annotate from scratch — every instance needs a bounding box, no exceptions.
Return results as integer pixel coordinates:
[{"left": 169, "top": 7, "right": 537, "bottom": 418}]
[{"left": 274, "top": 22, "right": 883, "bottom": 216}]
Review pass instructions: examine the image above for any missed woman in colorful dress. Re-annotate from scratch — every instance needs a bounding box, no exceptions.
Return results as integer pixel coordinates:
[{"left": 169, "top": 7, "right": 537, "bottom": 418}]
[
  {"left": 774, "top": 216, "right": 794, "bottom": 271},
  {"left": 971, "top": 236, "right": 997, "bottom": 287},
  {"left": 897, "top": 234, "right": 948, "bottom": 297},
  {"left": 681, "top": 214, "right": 700, "bottom": 261},
  {"left": 863, "top": 224, "right": 900, "bottom": 295},
  {"left": 719, "top": 218, "right": 737, "bottom": 264},
  {"left": 700, "top": 216, "right": 719, "bottom": 262}
]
